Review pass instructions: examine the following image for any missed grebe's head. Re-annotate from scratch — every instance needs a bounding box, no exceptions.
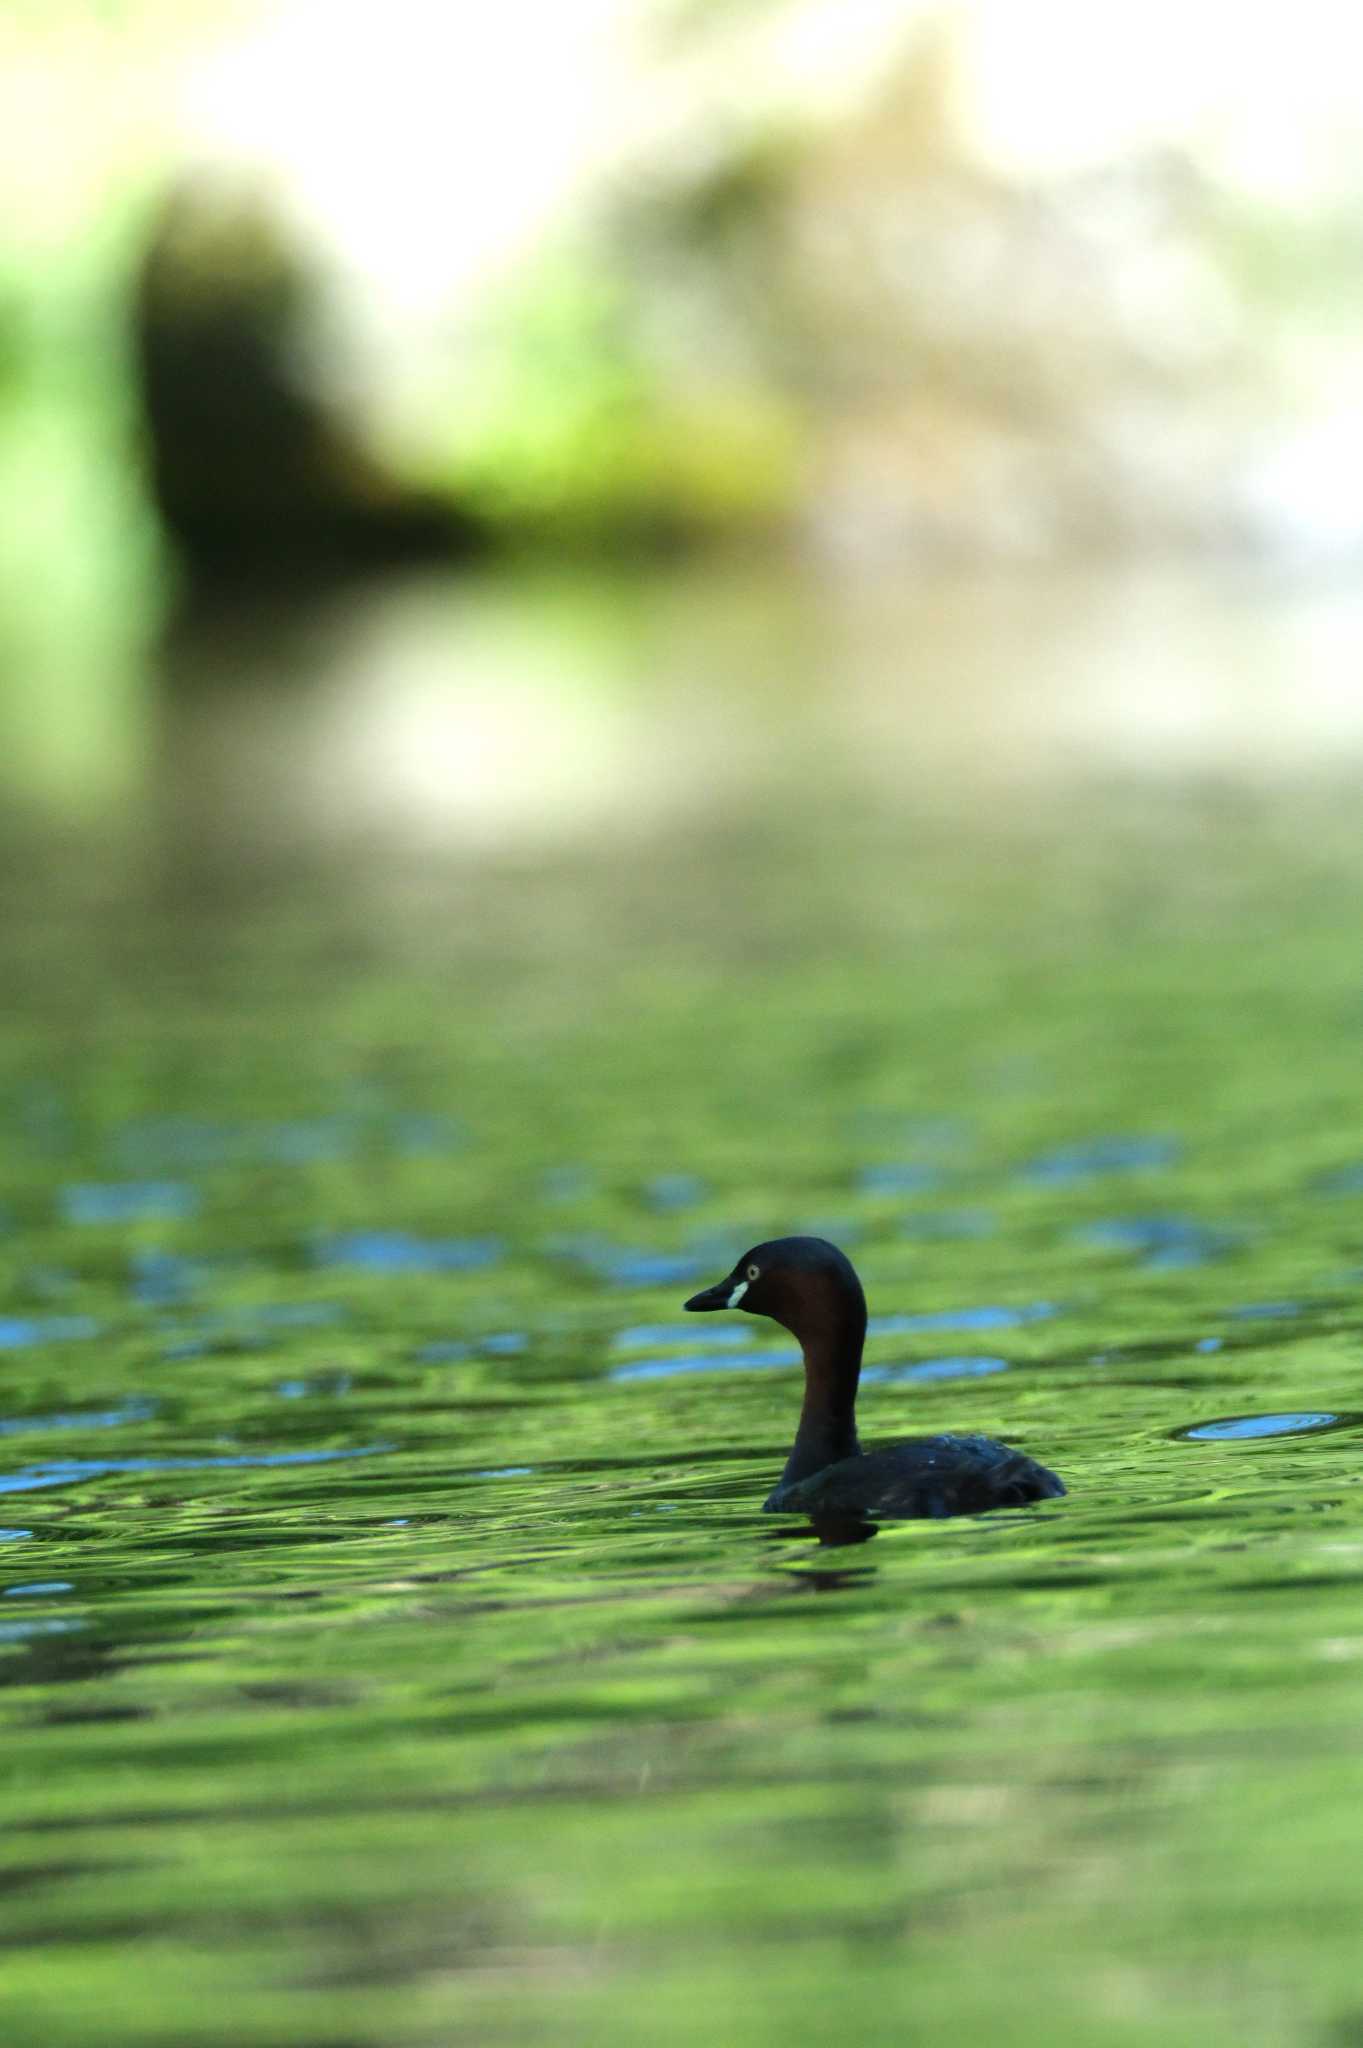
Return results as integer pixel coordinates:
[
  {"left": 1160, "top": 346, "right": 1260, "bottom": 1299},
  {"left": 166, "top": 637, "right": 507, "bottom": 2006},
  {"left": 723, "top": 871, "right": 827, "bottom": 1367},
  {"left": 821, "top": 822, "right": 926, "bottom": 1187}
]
[{"left": 684, "top": 1236, "right": 864, "bottom": 1337}]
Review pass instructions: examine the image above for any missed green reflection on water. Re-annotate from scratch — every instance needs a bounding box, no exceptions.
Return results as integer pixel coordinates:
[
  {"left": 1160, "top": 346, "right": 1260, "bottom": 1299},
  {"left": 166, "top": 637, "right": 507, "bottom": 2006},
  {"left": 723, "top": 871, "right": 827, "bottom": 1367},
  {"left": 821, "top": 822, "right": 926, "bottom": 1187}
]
[{"left": 4, "top": 568, "right": 1363, "bottom": 2046}]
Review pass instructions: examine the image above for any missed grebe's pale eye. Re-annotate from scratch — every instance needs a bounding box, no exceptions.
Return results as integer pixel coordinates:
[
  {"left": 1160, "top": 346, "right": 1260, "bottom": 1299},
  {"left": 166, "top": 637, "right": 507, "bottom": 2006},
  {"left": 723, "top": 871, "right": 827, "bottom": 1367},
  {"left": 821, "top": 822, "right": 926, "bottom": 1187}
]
[{"left": 746, "top": 1263, "right": 760, "bottom": 1281}]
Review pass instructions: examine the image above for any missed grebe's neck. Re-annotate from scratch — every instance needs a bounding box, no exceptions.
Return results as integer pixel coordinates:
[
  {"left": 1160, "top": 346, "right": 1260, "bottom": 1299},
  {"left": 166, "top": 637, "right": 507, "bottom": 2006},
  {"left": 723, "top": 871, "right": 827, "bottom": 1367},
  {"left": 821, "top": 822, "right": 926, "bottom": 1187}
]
[{"left": 777, "top": 1281, "right": 866, "bottom": 1488}]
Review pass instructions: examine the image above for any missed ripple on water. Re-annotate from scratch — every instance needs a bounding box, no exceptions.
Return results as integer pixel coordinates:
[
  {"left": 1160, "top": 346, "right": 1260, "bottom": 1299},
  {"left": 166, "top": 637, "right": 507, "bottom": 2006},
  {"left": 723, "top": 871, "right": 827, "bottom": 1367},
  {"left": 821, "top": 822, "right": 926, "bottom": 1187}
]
[
  {"left": 253, "top": 1118, "right": 355, "bottom": 1166},
  {"left": 61, "top": 1182, "right": 199, "bottom": 1225},
  {"left": 1177, "top": 1411, "right": 1363, "bottom": 1442},
  {"left": 118, "top": 1118, "right": 224, "bottom": 1169},
  {"left": 114, "top": 1113, "right": 463, "bottom": 1172},
  {"left": 115, "top": 1116, "right": 282, "bottom": 1170},
  {"left": 612, "top": 1324, "right": 753, "bottom": 1352},
  {"left": 901, "top": 1209, "right": 996, "bottom": 1240},
  {"left": 387, "top": 1114, "right": 465, "bottom": 1157},
  {"left": 867, "top": 1302, "right": 1057, "bottom": 1336},
  {"left": 548, "top": 1237, "right": 705, "bottom": 1287},
  {"left": 130, "top": 1250, "right": 205, "bottom": 1306},
  {"left": 0, "top": 1400, "right": 157, "bottom": 1438},
  {"left": 313, "top": 1231, "right": 503, "bottom": 1273},
  {"left": 856, "top": 1164, "right": 943, "bottom": 1196},
  {"left": 862, "top": 1356, "right": 1009, "bottom": 1385},
  {"left": 0, "top": 1317, "right": 101, "bottom": 1350},
  {"left": 4, "top": 1581, "right": 73, "bottom": 1598},
  {"left": 795, "top": 1217, "right": 866, "bottom": 1249},
  {"left": 610, "top": 1255, "right": 709, "bottom": 1287},
  {"left": 849, "top": 1112, "right": 970, "bottom": 1153},
  {"left": 643, "top": 1174, "right": 708, "bottom": 1212},
  {"left": 540, "top": 1166, "right": 597, "bottom": 1203},
  {"left": 413, "top": 1331, "right": 528, "bottom": 1365},
  {"left": 0, "top": 1444, "right": 388, "bottom": 1498},
  {"left": 259, "top": 1302, "right": 348, "bottom": 1329},
  {"left": 610, "top": 1349, "right": 801, "bottom": 1383},
  {"left": 1020, "top": 1135, "right": 1181, "bottom": 1186},
  {"left": 158, "top": 1302, "right": 346, "bottom": 1360},
  {"left": 1074, "top": 1214, "right": 1241, "bottom": 1269}
]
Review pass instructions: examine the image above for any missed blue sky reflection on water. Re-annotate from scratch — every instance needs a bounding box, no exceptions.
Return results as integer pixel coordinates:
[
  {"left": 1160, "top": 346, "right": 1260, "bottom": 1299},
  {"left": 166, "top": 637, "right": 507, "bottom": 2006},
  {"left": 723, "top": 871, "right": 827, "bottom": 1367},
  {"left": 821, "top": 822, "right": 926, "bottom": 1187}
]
[
  {"left": 0, "top": 1401, "right": 157, "bottom": 1438},
  {"left": 866, "top": 1303, "right": 1058, "bottom": 1336},
  {"left": 861, "top": 1356, "right": 1009, "bottom": 1384},
  {"left": 314, "top": 1231, "right": 504, "bottom": 1273},
  {"left": 61, "top": 1182, "right": 200, "bottom": 1225},
  {"left": 613, "top": 1324, "right": 754, "bottom": 1352},
  {"left": 0, "top": 1616, "right": 85, "bottom": 1642},
  {"left": 612, "top": 1352, "right": 1014, "bottom": 1387},
  {"left": 610, "top": 1349, "right": 802, "bottom": 1384},
  {"left": 1179, "top": 1412, "right": 1357, "bottom": 1442},
  {"left": 1019, "top": 1136, "right": 1181, "bottom": 1185},
  {"left": 0, "top": 1316, "right": 101, "bottom": 1349},
  {"left": 0, "top": 1445, "right": 390, "bottom": 1497}
]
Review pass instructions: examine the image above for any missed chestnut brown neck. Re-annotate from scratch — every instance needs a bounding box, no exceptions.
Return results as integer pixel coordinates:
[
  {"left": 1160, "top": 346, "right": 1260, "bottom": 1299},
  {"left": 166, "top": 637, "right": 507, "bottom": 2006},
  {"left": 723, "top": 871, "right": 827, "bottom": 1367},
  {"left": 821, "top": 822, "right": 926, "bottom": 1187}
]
[{"left": 775, "top": 1271, "right": 867, "bottom": 1487}]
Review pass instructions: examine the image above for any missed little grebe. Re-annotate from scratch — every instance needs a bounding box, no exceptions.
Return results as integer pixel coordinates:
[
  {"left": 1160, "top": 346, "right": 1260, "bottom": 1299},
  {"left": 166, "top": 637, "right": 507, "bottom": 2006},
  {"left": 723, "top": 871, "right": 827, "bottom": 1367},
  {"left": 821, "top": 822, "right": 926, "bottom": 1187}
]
[{"left": 685, "top": 1236, "right": 1065, "bottom": 1518}]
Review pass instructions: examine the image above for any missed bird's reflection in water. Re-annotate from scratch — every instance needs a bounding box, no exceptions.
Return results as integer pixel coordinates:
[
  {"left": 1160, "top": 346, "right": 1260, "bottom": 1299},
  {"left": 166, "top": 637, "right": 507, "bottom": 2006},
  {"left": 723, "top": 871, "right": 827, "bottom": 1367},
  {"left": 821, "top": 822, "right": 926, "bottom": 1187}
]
[
  {"left": 809, "top": 1512, "right": 878, "bottom": 1549},
  {"left": 758, "top": 1511, "right": 880, "bottom": 1590},
  {"left": 758, "top": 1514, "right": 879, "bottom": 1548}
]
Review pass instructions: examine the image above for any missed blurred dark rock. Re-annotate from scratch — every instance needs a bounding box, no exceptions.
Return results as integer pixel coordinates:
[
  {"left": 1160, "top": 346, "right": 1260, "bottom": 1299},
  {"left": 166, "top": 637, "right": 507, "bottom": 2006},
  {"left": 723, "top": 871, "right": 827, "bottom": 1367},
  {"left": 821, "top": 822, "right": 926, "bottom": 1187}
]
[{"left": 134, "top": 175, "right": 485, "bottom": 588}]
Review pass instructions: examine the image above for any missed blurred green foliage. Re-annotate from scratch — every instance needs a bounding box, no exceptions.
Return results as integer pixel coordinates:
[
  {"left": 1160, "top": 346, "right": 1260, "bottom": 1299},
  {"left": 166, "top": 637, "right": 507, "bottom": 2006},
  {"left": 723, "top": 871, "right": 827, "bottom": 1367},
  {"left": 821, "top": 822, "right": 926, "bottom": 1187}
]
[{"left": 433, "top": 249, "right": 802, "bottom": 543}]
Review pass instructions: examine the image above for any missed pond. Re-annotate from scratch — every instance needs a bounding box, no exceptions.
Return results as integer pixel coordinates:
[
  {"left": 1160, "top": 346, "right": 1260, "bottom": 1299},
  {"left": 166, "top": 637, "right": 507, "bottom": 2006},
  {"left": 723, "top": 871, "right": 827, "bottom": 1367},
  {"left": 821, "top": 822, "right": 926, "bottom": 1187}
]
[{"left": 5, "top": 559, "right": 1363, "bottom": 2047}]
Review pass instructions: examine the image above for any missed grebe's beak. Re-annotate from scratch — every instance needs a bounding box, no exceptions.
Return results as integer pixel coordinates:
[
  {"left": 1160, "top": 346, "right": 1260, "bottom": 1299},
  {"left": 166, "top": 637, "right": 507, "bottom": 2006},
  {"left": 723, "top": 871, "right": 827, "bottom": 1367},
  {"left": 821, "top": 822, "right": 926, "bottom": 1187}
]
[{"left": 684, "top": 1274, "right": 747, "bottom": 1312}]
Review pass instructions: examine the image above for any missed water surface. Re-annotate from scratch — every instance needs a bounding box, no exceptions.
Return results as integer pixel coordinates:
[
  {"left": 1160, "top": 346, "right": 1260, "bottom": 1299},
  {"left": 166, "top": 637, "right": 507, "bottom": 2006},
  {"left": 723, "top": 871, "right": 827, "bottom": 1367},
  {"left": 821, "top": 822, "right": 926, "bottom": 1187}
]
[{"left": 4, "top": 563, "right": 1363, "bottom": 2048}]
